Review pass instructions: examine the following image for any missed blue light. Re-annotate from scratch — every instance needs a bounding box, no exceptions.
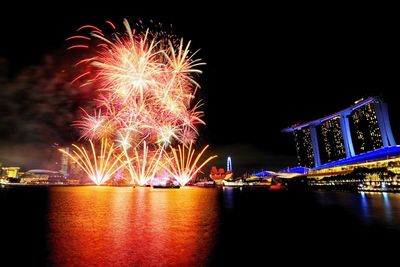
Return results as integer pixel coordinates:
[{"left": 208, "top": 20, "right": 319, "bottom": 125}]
[
  {"left": 253, "top": 170, "right": 275, "bottom": 177},
  {"left": 313, "top": 146, "right": 400, "bottom": 170},
  {"left": 278, "top": 166, "right": 310, "bottom": 174}
]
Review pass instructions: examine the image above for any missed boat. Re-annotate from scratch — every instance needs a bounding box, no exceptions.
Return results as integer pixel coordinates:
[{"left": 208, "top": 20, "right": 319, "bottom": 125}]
[
  {"left": 152, "top": 184, "right": 180, "bottom": 188},
  {"left": 245, "top": 176, "right": 271, "bottom": 187},
  {"left": 152, "top": 180, "right": 180, "bottom": 189},
  {"left": 223, "top": 179, "right": 244, "bottom": 187},
  {"left": 257, "top": 181, "right": 272, "bottom": 187},
  {"left": 270, "top": 183, "right": 286, "bottom": 191},
  {"left": 193, "top": 180, "right": 216, "bottom": 187}
]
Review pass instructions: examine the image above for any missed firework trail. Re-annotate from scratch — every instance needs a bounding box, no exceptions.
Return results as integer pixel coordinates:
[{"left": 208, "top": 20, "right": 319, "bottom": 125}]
[
  {"left": 59, "top": 139, "right": 125, "bottom": 185},
  {"left": 122, "top": 141, "right": 165, "bottom": 186},
  {"left": 164, "top": 143, "right": 217, "bottom": 186}
]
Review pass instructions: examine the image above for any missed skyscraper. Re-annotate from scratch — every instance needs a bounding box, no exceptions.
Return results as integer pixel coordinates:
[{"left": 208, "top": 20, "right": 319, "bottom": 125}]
[
  {"left": 350, "top": 102, "right": 383, "bottom": 154},
  {"left": 284, "top": 97, "right": 396, "bottom": 169},
  {"left": 293, "top": 128, "right": 314, "bottom": 168},
  {"left": 318, "top": 116, "right": 346, "bottom": 163}
]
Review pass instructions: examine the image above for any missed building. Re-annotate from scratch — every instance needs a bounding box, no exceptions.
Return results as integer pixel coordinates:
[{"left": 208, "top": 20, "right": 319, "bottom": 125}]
[
  {"left": 1, "top": 167, "right": 20, "bottom": 179},
  {"left": 283, "top": 97, "right": 396, "bottom": 169},
  {"left": 21, "top": 169, "right": 67, "bottom": 184},
  {"left": 317, "top": 116, "right": 346, "bottom": 163},
  {"left": 293, "top": 128, "right": 315, "bottom": 168},
  {"left": 59, "top": 147, "right": 69, "bottom": 175},
  {"left": 350, "top": 102, "right": 383, "bottom": 154}
]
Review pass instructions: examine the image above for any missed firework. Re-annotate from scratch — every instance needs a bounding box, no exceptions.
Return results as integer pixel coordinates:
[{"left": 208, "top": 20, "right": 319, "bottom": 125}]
[
  {"left": 122, "top": 141, "right": 165, "bottom": 186},
  {"left": 59, "top": 139, "right": 125, "bottom": 185},
  {"left": 69, "top": 18, "right": 205, "bottom": 147},
  {"left": 164, "top": 143, "right": 217, "bottom": 186},
  {"left": 66, "top": 19, "right": 214, "bottom": 185}
]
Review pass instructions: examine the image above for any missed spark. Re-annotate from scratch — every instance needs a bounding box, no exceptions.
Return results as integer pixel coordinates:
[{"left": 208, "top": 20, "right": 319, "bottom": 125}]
[
  {"left": 59, "top": 139, "right": 125, "bottom": 185},
  {"left": 164, "top": 143, "right": 217, "bottom": 186},
  {"left": 70, "top": 71, "right": 91, "bottom": 84},
  {"left": 67, "top": 19, "right": 215, "bottom": 186},
  {"left": 77, "top": 25, "right": 103, "bottom": 32},
  {"left": 69, "top": 18, "right": 205, "bottom": 146},
  {"left": 122, "top": 141, "right": 165, "bottom": 186},
  {"left": 74, "top": 109, "right": 116, "bottom": 140},
  {"left": 67, "top": 44, "right": 89, "bottom": 50},
  {"left": 105, "top": 20, "right": 116, "bottom": 30},
  {"left": 65, "top": 35, "right": 91, "bottom": 41}
]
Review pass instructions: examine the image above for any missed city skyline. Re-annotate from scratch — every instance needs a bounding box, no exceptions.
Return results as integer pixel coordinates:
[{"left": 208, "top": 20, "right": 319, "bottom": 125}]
[
  {"left": 2, "top": 5, "right": 400, "bottom": 266},
  {"left": 1, "top": 4, "right": 399, "bottom": 174}
]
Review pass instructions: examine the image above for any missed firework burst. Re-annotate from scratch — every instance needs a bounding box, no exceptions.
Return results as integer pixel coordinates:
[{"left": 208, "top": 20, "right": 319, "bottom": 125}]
[
  {"left": 66, "top": 18, "right": 214, "bottom": 185},
  {"left": 69, "top": 18, "right": 205, "bottom": 147},
  {"left": 122, "top": 141, "right": 165, "bottom": 186},
  {"left": 59, "top": 139, "right": 125, "bottom": 185},
  {"left": 164, "top": 143, "right": 217, "bottom": 186}
]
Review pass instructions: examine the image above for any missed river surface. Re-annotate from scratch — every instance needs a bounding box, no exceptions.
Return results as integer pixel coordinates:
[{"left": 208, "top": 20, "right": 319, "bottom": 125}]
[{"left": 1, "top": 186, "right": 400, "bottom": 266}]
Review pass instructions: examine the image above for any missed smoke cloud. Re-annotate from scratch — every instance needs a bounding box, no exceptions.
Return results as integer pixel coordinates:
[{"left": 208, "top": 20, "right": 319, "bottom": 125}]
[{"left": 0, "top": 54, "right": 94, "bottom": 169}]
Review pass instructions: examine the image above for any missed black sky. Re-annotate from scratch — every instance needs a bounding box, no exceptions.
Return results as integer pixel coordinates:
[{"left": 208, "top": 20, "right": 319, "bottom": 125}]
[{"left": 0, "top": 3, "right": 399, "bottom": 173}]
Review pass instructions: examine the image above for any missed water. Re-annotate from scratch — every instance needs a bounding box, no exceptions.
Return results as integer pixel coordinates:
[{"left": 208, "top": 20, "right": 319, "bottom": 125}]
[
  {"left": 1, "top": 186, "right": 400, "bottom": 266},
  {"left": 47, "top": 187, "right": 218, "bottom": 266}
]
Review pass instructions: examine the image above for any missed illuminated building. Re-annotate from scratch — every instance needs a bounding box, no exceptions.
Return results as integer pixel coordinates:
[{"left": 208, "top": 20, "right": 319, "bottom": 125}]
[
  {"left": 350, "top": 102, "right": 383, "bottom": 154},
  {"left": 59, "top": 147, "right": 69, "bottom": 175},
  {"left": 317, "top": 116, "right": 346, "bottom": 163},
  {"left": 21, "top": 169, "right": 67, "bottom": 184},
  {"left": 293, "top": 128, "right": 315, "bottom": 168},
  {"left": 1, "top": 167, "right": 20, "bottom": 179},
  {"left": 210, "top": 165, "right": 233, "bottom": 183},
  {"left": 283, "top": 97, "right": 396, "bottom": 169}
]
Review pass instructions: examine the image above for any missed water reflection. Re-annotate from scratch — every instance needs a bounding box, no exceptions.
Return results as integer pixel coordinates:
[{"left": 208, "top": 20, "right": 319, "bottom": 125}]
[
  {"left": 5, "top": 186, "right": 400, "bottom": 265},
  {"left": 382, "top": 193, "right": 393, "bottom": 223},
  {"left": 360, "top": 191, "right": 370, "bottom": 223},
  {"left": 315, "top": 191, "right": 400, "bottom": 231},
  {"left": 222, "top": 187, "right": 235, "bottom": 211},
  {"left": 47, "top": 186, "right": 219, "bottom": 266}
]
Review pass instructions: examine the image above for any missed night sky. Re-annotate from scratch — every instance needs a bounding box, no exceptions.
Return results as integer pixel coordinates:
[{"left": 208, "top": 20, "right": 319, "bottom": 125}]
[{"left": 0, "top": 3, "right": 399, "bottom": 174}]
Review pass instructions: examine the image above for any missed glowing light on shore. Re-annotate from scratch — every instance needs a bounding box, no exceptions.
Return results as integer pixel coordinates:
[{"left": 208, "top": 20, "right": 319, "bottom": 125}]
[
  {"left": 165, "top": 143, "right": 217, "bottom": 186},
  {"left": 122, "top": 141, "right": 164, "bottom": 186},
  {"left": 59, "top": 139, "right": 125, "bottom": 185}
]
